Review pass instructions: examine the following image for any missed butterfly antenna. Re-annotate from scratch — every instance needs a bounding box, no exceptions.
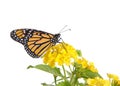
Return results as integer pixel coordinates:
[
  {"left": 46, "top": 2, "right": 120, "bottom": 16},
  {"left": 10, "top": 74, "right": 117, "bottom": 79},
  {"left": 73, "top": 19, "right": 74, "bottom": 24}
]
[
  {"left": 59, "top": 25, "right": 68, "bottom": 33},
  {"left": 60, "top": 29, "right": 71, "bottom": 33},
  {"left": 59, "top": 25, "right": 71, "bottom": 33}
]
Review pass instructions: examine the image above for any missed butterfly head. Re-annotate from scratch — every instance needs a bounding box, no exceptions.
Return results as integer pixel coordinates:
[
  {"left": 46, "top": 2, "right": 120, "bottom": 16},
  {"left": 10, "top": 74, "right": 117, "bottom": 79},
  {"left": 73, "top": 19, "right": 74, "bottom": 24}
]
[
  {"left": 51, "top": 33, "right": 61, "bottom": 44},
  {"left": 55, "top": 33, "right": 61, "bottom": 38}
]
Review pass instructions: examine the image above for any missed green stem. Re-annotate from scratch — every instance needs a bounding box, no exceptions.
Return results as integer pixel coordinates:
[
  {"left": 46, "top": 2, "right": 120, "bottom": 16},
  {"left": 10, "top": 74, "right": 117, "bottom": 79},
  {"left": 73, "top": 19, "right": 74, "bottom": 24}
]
[
  {"left": 53, "top": 75, "right": 57, "bottom": 85},
  {"left": 70, "top": 74, "right": 78, "bottom": 86},
  {"left": 69, "top": 65, "right": 72, "bottom": 72},
  {"left": 62, "top": 65, "right": 67, "bottom": 81},
  {"left": 70, "top": 64, "right": 78, "bottom": 86}
]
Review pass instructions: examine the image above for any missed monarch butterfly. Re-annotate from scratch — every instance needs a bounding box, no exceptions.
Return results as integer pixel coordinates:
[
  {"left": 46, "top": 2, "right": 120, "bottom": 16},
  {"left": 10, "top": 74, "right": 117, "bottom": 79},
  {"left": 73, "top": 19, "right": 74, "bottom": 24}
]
[{"left": 10, "top": 28, "right": 62, "bottom": 58}]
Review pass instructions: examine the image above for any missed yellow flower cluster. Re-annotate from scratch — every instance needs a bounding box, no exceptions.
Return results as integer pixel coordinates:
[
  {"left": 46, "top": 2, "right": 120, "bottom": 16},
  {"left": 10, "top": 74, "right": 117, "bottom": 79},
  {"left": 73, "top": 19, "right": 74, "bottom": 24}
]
[
  {"left": 43, "top": 42, "right": 78, "bottom": 67},
  {"left": 107, "top": 73, "right": 120, "bottom": 85},
  {"left": 76, "top": 57, "right": 98, "bottom": 72},
  {"left": 87, "top": 74, "right": 120, "bottom": 86},
  {"left": 87, "top": 77, "right": 110, "bottom": 86},
  {"left": 107, "top": 73, "right": 119, "bottom": 80}
]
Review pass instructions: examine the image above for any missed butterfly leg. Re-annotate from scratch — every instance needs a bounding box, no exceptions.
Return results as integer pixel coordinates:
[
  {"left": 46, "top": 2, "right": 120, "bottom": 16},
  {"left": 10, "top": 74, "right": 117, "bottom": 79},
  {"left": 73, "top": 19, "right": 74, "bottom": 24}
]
[{"left": 58, "top": 38, "right": 68, "bottom": 53}]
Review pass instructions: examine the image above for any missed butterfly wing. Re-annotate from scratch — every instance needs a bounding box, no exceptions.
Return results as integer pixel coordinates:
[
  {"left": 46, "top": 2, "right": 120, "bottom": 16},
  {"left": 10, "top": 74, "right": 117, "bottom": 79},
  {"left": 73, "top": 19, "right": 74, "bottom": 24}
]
[
  {"left": 24, "top": 30, "right": 56, "bottom": 58},
  {"left": 11, "top": 28, "right": 61, "bottom": 58},
  {"left": 10, "top": 29, "right": 31, "bottom": 45}
]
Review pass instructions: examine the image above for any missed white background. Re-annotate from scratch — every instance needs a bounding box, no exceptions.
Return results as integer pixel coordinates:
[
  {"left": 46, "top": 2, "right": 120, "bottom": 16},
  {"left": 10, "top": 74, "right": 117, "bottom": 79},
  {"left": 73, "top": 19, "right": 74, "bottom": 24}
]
[{"left": 0, "top": 0, "right": 120, "bottom": 86}]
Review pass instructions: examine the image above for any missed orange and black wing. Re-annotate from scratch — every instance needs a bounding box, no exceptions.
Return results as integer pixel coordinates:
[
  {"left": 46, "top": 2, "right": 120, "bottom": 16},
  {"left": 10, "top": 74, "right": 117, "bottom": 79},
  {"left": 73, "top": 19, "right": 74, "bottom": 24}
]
[
  {"left": 24, "top": 30, "right": 58, "bottom": 58},
  {"left": 10, "top": 29, "right": 30, "bottom": 45},
  {"left": 10, "top": 29, "right": 61, "bottom": 58}
]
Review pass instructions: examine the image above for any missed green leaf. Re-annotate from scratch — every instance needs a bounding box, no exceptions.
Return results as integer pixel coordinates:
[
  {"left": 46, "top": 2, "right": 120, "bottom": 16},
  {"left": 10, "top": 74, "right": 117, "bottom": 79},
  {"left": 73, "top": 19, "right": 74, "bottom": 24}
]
[
  {"left": 41, "top": 83, "right": 54, "bottom": 86},
  {"left": 56, "top": 81, "right": 71, "bottom": 86},
  {"left": 80, "top": 69, "right": 102, "bottom": 79},
  {"left": 27, "top": 64, "right": 63, "bottom": 77},
  {"left": 76, "top": 50, "right": 82, "bottom": 57}
]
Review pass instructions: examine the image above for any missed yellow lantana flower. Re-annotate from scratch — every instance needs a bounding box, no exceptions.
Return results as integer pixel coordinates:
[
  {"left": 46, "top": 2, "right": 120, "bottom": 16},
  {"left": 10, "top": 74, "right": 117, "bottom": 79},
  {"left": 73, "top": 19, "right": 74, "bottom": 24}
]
[
  {"left": 76, "top": 57, "right": 98, "bottom": 72},
  {"left": 107, "top": 73, "right": 119, "bottom": 80},
  {"left": 87, "top": 77, "right": 110, "bottom": 86},
  {"left": 43, "top": 42, "right": 78, "bottom": 67},
  {"left": 107, "top": 73, "right": 120, "bottom": 85}
]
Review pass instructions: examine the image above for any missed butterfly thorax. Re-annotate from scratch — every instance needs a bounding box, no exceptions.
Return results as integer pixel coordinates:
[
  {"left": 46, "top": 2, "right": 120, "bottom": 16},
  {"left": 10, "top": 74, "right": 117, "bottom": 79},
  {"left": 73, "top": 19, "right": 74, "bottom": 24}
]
[{"left": 51, "top": 33, "right": 61, "bottom": 45}]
